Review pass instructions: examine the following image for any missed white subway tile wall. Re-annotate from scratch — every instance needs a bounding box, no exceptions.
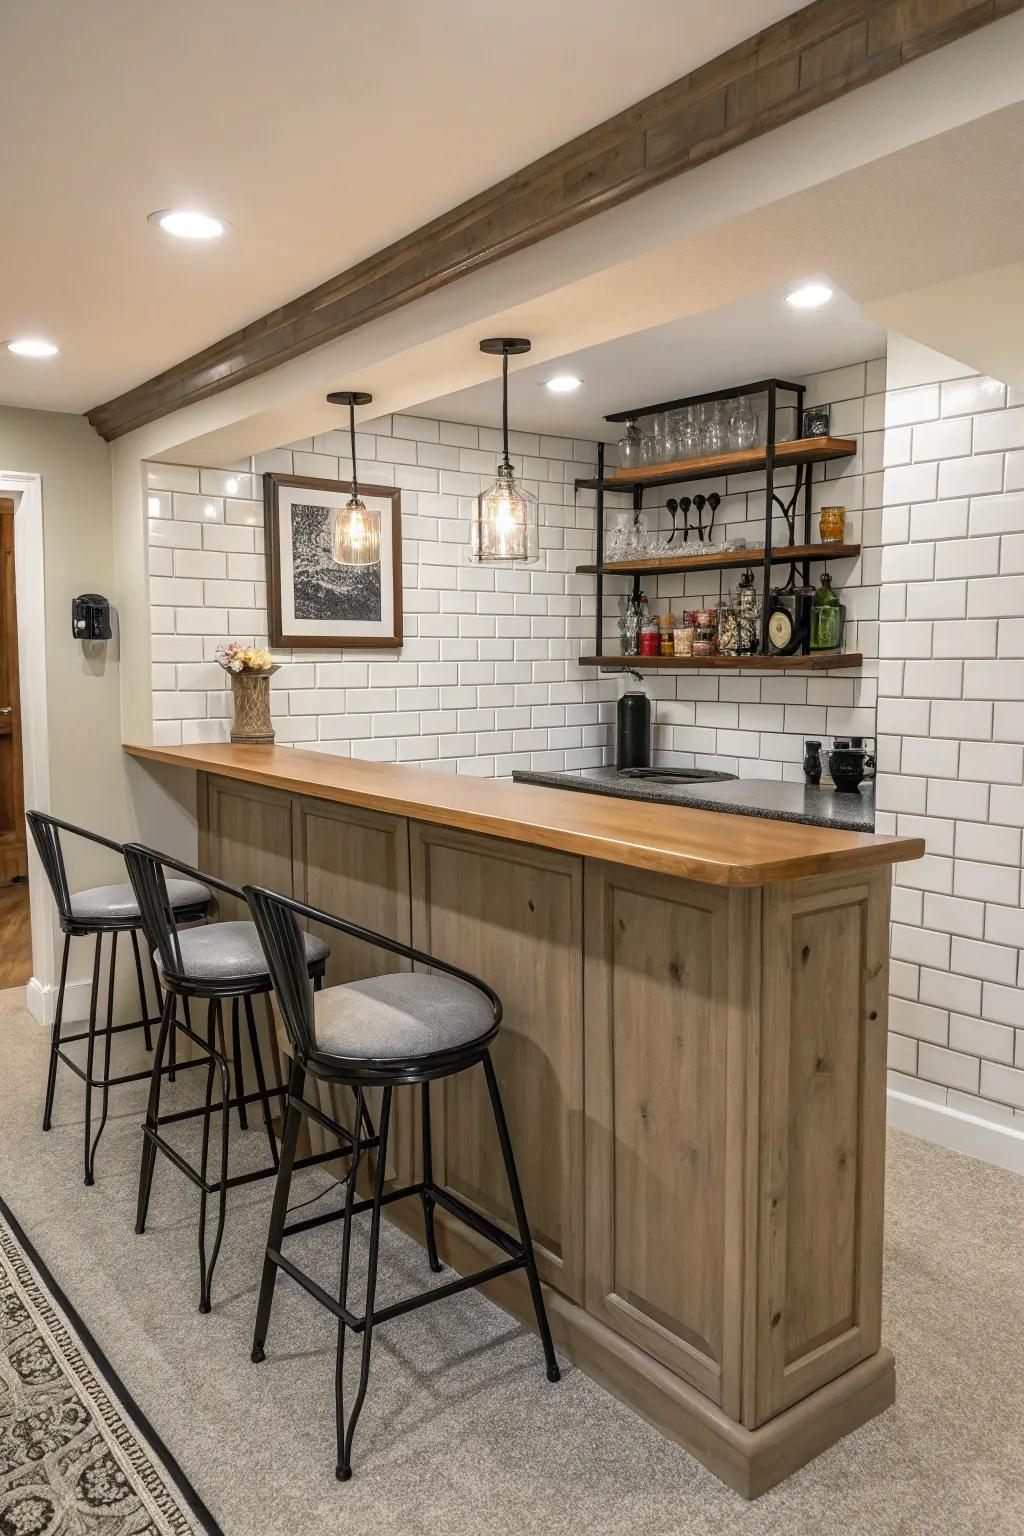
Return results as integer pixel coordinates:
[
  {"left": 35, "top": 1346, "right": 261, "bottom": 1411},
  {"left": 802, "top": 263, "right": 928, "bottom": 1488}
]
[
  {"left": 147, "top": 359, "right": 883, "bottom": 782},
  {"left": 876, "top": 338, "right": 1024, "bottom": 1127}
]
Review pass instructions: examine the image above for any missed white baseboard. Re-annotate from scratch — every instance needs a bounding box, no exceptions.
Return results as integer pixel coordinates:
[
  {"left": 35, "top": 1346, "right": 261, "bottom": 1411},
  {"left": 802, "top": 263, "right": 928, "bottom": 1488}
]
[
  {"left": 25, "top": 975, "right": 96, "bottom": 1028},
  {"left": 887, "top": 1088, "right": 1024, "bottom": 1176}
]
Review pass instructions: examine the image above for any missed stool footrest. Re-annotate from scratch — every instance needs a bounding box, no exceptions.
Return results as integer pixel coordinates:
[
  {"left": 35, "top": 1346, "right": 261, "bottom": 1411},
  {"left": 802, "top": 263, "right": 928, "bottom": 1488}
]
[
  {"left": 55, "top": 1046, "right": 209, "bottom": 1090},
  {"left": 267, "top": 1237, "right": 524, "bottom": 1332},
  {"left": 282, "top": 1178, "right": 421, "bottom": 1239},
  {"left": 141, "top": 1124, "right": 358, "bottom": 1197}
]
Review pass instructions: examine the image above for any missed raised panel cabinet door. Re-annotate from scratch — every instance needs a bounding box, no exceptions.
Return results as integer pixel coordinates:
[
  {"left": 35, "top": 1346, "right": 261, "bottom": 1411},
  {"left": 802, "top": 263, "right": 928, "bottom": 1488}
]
[
  {"left": 410, "top": 823, "right": 585, "bottom": 1302},
  {"left": 584, "top": 861, "right": 755, "bottom": 1412},
  {"left": 199, "top": 774, "right": 294, "bottom": 919},
  {"left": 753, "top": 868, "right": 890, "bottom": 1425},
  {"left": 198, "top": 772, "right": 296, "bottom": 1086},
  {"left": 292, "top": 796, "right": 412, "bottom": 1184}
]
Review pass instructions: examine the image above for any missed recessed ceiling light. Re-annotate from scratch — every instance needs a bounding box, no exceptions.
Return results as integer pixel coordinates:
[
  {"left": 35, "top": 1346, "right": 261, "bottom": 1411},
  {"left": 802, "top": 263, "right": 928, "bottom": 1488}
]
[
  {"left": 545, "top": 375, "right": 582, "bottom": 393},
  {"left": 786, "top": 282, "right": 833, "bottom": 310},
  {"left": 148, "top": 209, "right": 227, "bottom": 240},
  {"left": 7, "top": 337, "right": 59, "bottom": 358}
]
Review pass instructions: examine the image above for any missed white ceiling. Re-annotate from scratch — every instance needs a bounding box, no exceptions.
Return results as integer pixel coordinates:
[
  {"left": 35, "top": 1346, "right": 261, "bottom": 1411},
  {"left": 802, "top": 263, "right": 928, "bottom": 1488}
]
[
  {"left": 415, "top": 283, "right": 887, "bottom": 440},
  {"left": 0, "top": 0, "right": 806, "bottom": 415}
]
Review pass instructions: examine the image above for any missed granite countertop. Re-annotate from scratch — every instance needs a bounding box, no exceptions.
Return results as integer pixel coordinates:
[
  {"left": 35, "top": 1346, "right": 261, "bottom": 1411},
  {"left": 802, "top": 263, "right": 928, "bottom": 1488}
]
[{"left": 510, "top": 766, "right": 875, "bottom": 833}]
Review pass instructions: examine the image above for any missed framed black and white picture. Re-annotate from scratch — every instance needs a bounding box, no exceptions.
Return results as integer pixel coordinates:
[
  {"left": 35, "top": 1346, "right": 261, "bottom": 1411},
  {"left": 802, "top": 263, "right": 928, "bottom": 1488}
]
[{"left": 263, "top": 473, "right": 402, "bottom": 649}]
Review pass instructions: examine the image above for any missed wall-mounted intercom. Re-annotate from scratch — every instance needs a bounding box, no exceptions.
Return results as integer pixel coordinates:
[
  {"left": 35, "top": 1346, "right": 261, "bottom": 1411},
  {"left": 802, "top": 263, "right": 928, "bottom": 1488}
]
[{"left": 72, "top": 594, "right": 112, "bottom": 641}]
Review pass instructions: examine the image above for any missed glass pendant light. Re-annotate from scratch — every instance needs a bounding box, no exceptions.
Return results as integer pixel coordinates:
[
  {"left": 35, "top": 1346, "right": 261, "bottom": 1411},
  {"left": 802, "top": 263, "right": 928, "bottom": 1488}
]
[
  {"left": 470, "top": 338, "right": 539, "bottom": 564},
  {"left": 325, "top": 390, "right": 381, "bottom": 566}
]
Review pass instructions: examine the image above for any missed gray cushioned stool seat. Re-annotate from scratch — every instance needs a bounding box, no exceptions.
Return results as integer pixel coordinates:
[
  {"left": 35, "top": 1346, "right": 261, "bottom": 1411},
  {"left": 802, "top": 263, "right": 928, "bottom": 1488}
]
[
  {"left": 70, "top": 877, "right": 210, "bottom": 925},
  {"left": 314, "top": 972, "right": 493, "bottom": 1061},
  {"left": 166, "top": 920, "right": 328, "bottom": 984}
]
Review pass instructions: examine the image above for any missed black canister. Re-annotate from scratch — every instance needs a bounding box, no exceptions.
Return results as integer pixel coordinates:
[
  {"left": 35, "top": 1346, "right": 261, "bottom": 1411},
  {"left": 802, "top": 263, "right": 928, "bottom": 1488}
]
[{"left": 615, "top": 691, "right": 651, "bottom": 770}]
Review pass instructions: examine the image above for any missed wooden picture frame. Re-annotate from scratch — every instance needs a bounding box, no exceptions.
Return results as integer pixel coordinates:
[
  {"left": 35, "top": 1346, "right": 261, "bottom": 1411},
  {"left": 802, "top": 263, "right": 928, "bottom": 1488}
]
[{"left": 263, "top": 472, "right": 402, "bottom": 649}]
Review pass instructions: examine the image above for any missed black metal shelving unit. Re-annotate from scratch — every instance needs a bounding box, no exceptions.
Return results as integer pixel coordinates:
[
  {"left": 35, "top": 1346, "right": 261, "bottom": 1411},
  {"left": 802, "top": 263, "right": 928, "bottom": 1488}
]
[{"left": 574, "top": 376, "right": 859, "bottom": 666}]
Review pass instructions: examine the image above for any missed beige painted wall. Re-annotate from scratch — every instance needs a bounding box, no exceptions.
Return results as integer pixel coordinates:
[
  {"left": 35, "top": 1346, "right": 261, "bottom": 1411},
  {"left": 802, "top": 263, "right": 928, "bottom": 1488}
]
[{"left": 0, "top": 405, "right": 197, "bottom": 1016}]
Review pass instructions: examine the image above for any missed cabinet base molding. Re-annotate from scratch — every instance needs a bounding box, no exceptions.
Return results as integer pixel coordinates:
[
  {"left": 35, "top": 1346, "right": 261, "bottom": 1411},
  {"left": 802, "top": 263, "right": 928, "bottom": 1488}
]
[{"left": 389, "top": 1203, "right": 895, "bottom": 1499}]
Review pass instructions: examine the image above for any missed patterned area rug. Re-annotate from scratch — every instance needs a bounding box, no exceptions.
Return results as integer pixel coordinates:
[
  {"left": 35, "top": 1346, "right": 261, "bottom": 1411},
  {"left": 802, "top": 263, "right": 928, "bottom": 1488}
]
[{"left": 0, "top": 1199, "right": 219, "bottom": 1536}]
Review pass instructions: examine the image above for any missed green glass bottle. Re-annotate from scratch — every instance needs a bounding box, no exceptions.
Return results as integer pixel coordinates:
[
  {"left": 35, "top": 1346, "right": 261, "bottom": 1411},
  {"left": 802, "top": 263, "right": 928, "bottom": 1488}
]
[{"left": 810, "top": 571, "right": 842, "bottom": 651}]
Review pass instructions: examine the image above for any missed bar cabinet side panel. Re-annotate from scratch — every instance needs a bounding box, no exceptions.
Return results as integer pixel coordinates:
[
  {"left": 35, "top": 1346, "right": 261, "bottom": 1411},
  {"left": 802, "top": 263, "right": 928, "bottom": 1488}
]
[
  {"left": 410, "top": 822, "right": 585, "bottom": 1302},
  {"left": 755, "top": 870, "right": 890, "bottom": 1424},
  {"left": 584, "top": 860, "right": 743, "bottom": 1408}
]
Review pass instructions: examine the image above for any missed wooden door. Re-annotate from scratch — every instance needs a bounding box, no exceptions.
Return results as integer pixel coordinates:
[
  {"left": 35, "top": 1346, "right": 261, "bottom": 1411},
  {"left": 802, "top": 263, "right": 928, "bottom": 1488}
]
[
  {"left": 411, "top": 823, "right": 585, "bottom": 1301},
  {"left": 0, "top": 500, "right": 26, "bottom": 884},
  {"left": 584, "top": 860, "right": 755, "bottom": 1413}
]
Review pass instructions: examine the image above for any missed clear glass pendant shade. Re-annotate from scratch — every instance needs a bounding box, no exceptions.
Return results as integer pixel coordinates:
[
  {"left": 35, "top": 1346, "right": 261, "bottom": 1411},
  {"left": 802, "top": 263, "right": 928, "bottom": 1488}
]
[
  {"left": 470, "top": 466, "right": 539, "bottom": 564},
  {"left": 331, "top": 495, "right": 381, "bottom": 566}
]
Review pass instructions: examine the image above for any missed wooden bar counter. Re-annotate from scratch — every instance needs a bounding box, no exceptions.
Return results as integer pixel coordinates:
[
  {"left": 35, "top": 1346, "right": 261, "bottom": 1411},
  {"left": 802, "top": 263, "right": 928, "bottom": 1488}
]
[{"left": 127, "top": 742, "right": 923, "bottom": 1498}]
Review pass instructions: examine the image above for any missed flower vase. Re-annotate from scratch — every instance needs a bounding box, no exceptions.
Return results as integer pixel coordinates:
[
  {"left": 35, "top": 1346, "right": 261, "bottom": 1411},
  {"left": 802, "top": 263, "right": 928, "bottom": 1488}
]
[{"left": 230, "top": 668, "right": 277, "bottom": 745}]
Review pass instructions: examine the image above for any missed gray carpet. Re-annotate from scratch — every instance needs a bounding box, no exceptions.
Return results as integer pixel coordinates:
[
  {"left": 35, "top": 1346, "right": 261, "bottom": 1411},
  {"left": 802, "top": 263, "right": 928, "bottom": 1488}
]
[{"left": 1, "top": 984, "right": 1023, "bottom": 1535}]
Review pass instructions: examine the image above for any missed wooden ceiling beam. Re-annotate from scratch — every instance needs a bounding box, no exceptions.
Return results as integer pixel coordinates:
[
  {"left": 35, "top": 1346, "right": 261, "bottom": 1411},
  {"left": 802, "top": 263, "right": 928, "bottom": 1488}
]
[{"left": 87, "top": 0, "right": 1019, "bottom": 440}]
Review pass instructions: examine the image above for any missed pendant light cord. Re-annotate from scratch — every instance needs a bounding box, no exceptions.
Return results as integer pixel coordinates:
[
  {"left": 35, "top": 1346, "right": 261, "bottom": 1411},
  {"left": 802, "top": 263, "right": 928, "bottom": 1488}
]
[
  {"left": 348, "top": 398, "right": 359, "bottom": 500},
  {"left": 501, "top": 345, "right": 511, "bottom": 473}
]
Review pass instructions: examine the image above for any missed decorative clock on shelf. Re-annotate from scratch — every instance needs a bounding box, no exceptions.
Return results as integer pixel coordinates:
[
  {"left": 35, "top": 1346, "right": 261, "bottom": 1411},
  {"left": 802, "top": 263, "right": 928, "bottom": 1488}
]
[{"left": 766, "top": 587, "right": 811, "bottom": 655}]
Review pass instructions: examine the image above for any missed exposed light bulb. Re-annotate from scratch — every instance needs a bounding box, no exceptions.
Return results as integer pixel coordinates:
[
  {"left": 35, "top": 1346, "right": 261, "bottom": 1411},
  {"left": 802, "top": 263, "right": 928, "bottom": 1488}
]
[{"left": 332, "top": 497, "right": 381, "bottom": 566}]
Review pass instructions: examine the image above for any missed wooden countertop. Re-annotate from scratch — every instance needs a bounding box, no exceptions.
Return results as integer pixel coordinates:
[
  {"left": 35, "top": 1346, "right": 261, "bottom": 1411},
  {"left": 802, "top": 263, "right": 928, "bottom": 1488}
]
[{"left": 125, "top": 742, "right": 923, "bottom": 888}]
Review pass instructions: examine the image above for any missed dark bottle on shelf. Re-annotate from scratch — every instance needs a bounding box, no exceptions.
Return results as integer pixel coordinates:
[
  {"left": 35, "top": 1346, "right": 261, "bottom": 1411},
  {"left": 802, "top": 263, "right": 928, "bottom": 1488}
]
[{"left": 803, "top": 740, "right": 823, "bottom": 785}]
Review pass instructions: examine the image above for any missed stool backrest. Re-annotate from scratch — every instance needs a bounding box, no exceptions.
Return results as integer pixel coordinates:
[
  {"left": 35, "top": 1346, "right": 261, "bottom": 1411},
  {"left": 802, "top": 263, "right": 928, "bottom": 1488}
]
[
  {"left": 122, "top": 843, "right": 185, "bottom": 979},
  {"left": 26, "top": 810, "right": 125, "bottom": 927},
  {"left": 122, "top": 843, "right": 241, "bottom": 986},
  {"left": 244, "top": 882, "right": 502, "bottom": 1069},
  {"left": 243, "top": 884, "right": 316, "bottom": 1061}
]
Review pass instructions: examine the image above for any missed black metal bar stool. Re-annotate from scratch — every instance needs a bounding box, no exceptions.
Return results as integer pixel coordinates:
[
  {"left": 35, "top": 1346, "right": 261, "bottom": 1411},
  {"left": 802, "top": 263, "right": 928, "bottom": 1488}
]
[
  {"left": 25, "top": 811, "right": 211, "bottom": 1185},
  {"left": 123, "top": 843, "right": 349, "bottom": 1313},
  {"left": 243, "top": 881, "right": 560, "bottom": 1483}
]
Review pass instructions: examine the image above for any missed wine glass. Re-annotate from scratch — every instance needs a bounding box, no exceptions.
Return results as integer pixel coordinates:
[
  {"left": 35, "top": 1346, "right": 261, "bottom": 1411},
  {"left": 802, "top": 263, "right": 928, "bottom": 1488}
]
[
  {"left": 728, "top": 396, "right": 757, "bottom": 451},
  {"left": 699, "top": 401, "right": 727, "bottom": 456},
  {"left": 618, "top": 419, "right": 642, "bottom": 471}
]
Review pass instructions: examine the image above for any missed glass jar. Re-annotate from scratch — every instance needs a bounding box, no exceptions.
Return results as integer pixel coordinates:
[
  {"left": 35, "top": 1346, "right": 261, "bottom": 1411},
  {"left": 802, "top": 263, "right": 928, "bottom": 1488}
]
[
  {"left": 692, "top": 608, "right": 718, "bottom": 657},
  {"left": 619, "top": 593, "right": 640, "bottom": 656},
  {"left": 618, "top": 418, "right": 642, "bottom": 471},
  {"left": 819, "top": 505, "right": 846, "bottom": 543},
  {"left": 640, "top": 622, "right": 660, "bottom": 657},
  {"left": 734, "top": 568, "right": 761, "bottom": 653},
  {"left": 673, "top": 626, "right": 694, "bottom": 656},
  {"left": 728, "top": 395, "right": 757, "bottom": 451},
  {"left": 810, "top": 572, "right": 843, "bottom": 650},
  {"left": 658, "top": 614, "right": 676, "bottom": 656},
  {"left": 718, "top": 605, "right": 741, "bottom": 656}
]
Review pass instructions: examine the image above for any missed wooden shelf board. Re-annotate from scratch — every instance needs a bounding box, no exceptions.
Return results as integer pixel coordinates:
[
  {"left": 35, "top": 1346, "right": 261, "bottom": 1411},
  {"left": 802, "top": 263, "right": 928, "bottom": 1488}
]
[
  {"left": 575, "top": 541, "right": 860, "bottom": 576},
  {"left": 575, "top": 436, "right": 857, "bottom": 491},
  {"left": 578, "top": 651, "right": 862, "bottom": 672}
]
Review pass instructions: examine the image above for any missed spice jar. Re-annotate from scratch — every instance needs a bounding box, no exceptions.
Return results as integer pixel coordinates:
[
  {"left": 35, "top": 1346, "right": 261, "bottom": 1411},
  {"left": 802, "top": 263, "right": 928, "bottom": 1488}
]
[
  {"left": 673, "top": 626, "right": 694, "bottom": 656},
  {"left": 658, "top": 614, "right": 676, "bottom": 656},
  {"left": 692, "top": 609, "right": 718, "bottom": 658},
  {"left": 640, "top": 622, "right": 660, "bottom": 657},
  {"left": 819, "top": 505, "right": 846, "bottom": 543}
]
